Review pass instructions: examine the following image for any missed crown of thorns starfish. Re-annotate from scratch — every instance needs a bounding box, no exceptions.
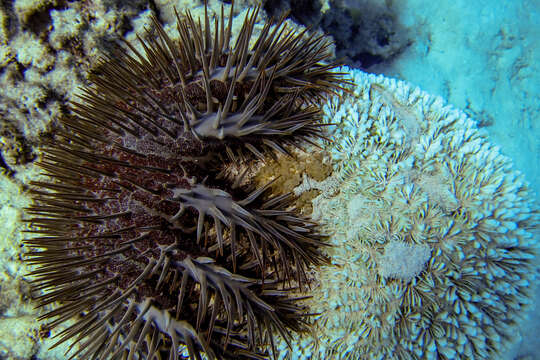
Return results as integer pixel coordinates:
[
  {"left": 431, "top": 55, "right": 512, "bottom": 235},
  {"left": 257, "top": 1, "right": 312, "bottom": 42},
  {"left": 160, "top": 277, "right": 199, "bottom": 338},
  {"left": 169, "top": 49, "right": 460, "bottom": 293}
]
[{"left": 24, "top": 1, "right": 349, "bottom": 359}]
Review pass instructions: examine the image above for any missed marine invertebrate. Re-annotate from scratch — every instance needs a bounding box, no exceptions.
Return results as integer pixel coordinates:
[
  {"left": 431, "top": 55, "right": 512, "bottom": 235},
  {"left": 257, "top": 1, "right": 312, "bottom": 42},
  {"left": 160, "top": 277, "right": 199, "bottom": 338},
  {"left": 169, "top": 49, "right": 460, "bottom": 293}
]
[
  {"left": 275, "top": 67, "right": 539, "bottom": 359},
  {"left": 23, "top": 2, "right": 346, "bottom": 359}
]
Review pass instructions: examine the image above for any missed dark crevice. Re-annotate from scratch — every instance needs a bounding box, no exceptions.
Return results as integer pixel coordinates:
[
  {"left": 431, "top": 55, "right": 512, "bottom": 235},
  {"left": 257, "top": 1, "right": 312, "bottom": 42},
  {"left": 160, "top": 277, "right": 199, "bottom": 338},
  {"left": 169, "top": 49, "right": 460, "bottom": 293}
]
[
  {"left": 24, "top": 1, "right": 68, "bottom": 35},
  {"left": 0, "top": 153, "right": 12, "bottom": 175},
  {"left": 263, "top": 0, "right": 410, "bottom": 70}
]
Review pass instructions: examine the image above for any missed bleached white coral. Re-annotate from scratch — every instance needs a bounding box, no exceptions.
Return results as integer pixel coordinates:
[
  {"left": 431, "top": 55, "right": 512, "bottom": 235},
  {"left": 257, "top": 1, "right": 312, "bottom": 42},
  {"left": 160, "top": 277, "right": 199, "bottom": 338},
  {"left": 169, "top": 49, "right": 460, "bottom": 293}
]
[
  {"left": 282, "top": 67, "right": 539, "bottom": 360},
  {"left": 377, "top": 241, "right": 431, "bottom": 281},
  {"left": 12, "top": 32, "right": 55, "bottom": 70},
  {"left": 49, "top": 6, "right": 84, "bottom": 49}
]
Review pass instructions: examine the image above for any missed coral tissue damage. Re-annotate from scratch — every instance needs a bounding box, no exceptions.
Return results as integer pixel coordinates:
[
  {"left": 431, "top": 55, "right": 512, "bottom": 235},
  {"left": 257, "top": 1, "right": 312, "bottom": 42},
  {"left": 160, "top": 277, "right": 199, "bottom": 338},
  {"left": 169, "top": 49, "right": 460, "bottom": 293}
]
[{"left": 24, "top": 2, "right": 347, "bottom": 359}]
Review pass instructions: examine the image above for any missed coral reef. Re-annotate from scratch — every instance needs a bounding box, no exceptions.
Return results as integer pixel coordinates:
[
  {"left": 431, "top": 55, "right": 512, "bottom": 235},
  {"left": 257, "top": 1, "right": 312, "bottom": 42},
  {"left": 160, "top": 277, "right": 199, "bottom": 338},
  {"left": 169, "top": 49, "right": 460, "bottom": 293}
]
[
  {"left": 23, "top": 2, "right": 346, "bottom": 359},
  {"left": 272, "top": 67, "right": 539, "bottom": 359},
  {"left": 0, "top": 0, "right": 538, "bottom": 358},
  {"left": 0, "top": 0, "right": 260, "bottom": 157},
  {"left": 0, "top": 0, "right": 156, "bottom": 178}
]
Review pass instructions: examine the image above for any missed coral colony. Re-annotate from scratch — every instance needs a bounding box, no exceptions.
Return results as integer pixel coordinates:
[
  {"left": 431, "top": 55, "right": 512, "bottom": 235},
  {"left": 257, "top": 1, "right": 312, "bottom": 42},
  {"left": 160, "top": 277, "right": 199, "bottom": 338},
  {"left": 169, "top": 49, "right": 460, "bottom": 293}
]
[
  {"left": 276, "top": 69, "right": 539, "bottom": 360},
  {"left": 23, "top": 2, "right": 347, "bottom": 359}
]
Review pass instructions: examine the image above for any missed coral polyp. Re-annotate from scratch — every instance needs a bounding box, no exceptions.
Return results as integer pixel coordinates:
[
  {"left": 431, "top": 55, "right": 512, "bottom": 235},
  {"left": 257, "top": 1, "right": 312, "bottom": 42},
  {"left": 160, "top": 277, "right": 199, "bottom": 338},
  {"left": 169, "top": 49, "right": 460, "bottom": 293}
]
[{"left": 24, "top": 2, "right": 346, "bottom": 359}]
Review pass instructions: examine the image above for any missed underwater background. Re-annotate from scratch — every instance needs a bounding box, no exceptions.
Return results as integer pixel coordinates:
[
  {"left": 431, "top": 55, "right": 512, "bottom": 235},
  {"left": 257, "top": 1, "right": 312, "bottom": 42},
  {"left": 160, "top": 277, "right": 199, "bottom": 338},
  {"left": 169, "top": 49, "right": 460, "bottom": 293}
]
[{"left": 0, "top": 0, "right": 538, "bottom": 359}]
